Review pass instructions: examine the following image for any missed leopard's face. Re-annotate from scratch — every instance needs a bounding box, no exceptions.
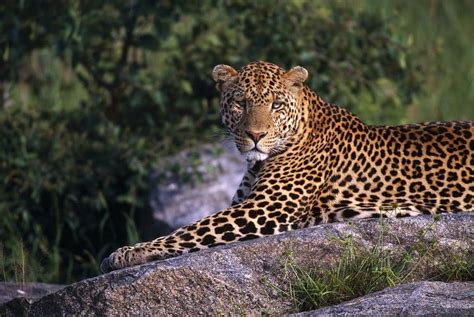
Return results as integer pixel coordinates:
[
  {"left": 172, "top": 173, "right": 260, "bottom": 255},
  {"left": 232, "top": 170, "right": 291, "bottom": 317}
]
[{"left": 213, "top": 61, "right": 308, "bottom": 162}]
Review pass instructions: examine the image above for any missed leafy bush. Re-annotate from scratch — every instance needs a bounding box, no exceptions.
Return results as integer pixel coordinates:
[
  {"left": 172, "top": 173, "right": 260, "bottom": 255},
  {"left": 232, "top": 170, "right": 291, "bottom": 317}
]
[
  {"left": 4, "top": 1, "right": 420, "bottom": 128},
  {"left": 0, "top": 106, "right": 155, "bottom": 282}
]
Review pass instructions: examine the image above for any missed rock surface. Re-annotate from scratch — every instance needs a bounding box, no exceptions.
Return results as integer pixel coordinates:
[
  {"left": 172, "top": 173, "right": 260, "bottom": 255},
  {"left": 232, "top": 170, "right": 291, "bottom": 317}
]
[
  {"left": 1, "top": 213, "right": 472, "bottom": 316},
  {"left": 0, "top": 283, "right": 64, "bottom": 304},
  {"left": 148, "top": 143, "right": 246, "bottom": 236},
  {"left": 291, "top": 281, "right": 474, "bottom": 317}
]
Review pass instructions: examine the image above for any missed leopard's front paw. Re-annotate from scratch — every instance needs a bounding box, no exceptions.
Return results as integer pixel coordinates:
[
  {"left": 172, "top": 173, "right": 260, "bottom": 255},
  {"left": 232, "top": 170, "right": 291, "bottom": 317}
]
[
  {"left": 100, "top": 238, "right": 178, "bottom": 273},
  {"left": 100, "top": 250, "right": 120, "bottom": 273},
  {"left": 100, "top": 245, "right": 152, "bottom": 273}
]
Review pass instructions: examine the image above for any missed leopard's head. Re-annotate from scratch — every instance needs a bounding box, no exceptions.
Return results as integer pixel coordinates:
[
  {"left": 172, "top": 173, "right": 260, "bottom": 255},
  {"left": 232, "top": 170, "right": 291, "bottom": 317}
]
[{"left": 212, "top": 61, "right": 308, "bottom": 162}]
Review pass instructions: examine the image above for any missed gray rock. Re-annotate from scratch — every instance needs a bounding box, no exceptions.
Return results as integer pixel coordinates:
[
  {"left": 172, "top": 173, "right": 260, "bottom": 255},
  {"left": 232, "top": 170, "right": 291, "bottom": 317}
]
[
  {"left": 1, "top": 213, "right": 472, "bottom": 316},
  {"left": 148, "top": 143, "right": 246, "bottom": 235},
  {"left": 291, "top": 281, "right": 474, "bottom": 317},
  {"left": 0, "top": 282, "right": 64, "bottom": 304}
]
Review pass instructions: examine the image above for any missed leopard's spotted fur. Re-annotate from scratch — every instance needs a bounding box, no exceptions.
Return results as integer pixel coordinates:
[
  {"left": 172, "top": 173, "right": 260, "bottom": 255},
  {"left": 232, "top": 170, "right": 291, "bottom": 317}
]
[{"left": 101, "top": 61, "right": 474, "bottom": 272}]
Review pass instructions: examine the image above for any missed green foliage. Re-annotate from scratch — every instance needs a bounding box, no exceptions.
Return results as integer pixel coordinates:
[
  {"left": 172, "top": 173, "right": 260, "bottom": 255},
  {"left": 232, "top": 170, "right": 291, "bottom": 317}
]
[
  {"left": 364, "top": 0, "right": 474, "bottom": 121},
  {"left": 3, "top": 1, "right": 420, "bottom": 128},
  {"left": 0, "top": 105, "right": 152, "bottom": 282},
  {"left": 0, "top": 1, "right": 70, "bottom": 83}
]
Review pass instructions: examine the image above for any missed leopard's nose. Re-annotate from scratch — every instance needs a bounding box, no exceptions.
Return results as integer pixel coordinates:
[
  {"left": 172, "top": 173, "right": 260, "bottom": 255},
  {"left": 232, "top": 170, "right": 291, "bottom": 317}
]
[{"left": 245, "top": 130, "right": 267, "bottom": 143}]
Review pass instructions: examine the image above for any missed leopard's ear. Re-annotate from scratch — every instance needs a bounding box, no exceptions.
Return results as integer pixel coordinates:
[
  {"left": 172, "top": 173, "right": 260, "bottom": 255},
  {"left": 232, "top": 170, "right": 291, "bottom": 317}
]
[
  {"left": 283, "top": 66, "right": 308, "bottom": 92},
  {"left": 212, "top": 64, "right": 238, "bottom": 92}
]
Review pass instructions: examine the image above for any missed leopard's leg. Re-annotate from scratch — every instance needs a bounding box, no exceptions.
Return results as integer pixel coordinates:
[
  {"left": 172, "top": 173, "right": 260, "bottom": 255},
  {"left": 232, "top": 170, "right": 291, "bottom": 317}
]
[
  {"left": 231, "top": 160, "right": 263, "bottom": 206},
  {"left": 101, "top": 195, "right": 305, "bottom": 272},
  {"left": 316, "top": 198, "right": 439, "bottom": 223}
]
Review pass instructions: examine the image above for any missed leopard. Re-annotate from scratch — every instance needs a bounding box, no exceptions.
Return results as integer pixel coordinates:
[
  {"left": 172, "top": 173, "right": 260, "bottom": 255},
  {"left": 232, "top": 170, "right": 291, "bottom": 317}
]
[{"left": 101, "top": 61, "right": 474, "bottom": 272}]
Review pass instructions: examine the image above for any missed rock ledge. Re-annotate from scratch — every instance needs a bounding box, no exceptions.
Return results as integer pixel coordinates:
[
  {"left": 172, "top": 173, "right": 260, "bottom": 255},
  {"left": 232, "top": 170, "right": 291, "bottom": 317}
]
[{"left": 1, "top": 213, "right": 472, "bottom": 316}]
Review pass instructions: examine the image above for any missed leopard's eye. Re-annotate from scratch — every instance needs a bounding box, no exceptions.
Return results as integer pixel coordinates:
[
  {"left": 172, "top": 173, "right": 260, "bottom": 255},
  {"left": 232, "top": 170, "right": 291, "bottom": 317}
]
[
  {"left": 272, "top": 101, "right": 285, "bottom": 110},
  {"left": 232, "top": 100, "right": 245, "bottom": 112}
]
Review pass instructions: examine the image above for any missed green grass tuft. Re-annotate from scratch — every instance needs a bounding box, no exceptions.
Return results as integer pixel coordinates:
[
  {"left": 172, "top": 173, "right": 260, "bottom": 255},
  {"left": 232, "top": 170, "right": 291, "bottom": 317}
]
[{"left": 271, "top": 219, "right": 473, "bottom": 313}]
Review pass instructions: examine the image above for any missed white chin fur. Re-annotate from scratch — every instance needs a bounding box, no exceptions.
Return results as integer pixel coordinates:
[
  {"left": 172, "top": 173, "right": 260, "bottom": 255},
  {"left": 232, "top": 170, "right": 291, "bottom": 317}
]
[{"left": 245, "top": 150, "right": 268, "bottom": 162}]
